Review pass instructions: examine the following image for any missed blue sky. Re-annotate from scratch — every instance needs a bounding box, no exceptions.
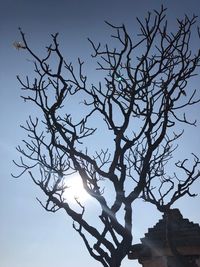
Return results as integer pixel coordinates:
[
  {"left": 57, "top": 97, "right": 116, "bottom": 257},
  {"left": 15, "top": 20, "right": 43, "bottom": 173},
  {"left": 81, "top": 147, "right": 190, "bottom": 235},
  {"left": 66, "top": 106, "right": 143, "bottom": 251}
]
[{"left": 1, "top": 1, "right": 200, "bottom": 267}]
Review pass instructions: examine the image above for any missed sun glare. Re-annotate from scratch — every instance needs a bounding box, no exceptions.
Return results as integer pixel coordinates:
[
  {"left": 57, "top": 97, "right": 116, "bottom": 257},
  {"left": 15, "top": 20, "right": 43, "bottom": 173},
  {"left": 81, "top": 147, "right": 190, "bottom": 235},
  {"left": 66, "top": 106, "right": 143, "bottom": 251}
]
[{"left": 63, "top": 174, "right": 90, "bottom": 204}]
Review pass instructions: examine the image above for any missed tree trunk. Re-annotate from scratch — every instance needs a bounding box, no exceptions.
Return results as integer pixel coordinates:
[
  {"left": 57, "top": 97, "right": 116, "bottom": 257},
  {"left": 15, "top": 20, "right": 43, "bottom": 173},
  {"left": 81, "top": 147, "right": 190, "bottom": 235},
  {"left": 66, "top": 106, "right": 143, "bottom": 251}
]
[{"left": 110, "top": 259, "right": 121, "bottom": 267}]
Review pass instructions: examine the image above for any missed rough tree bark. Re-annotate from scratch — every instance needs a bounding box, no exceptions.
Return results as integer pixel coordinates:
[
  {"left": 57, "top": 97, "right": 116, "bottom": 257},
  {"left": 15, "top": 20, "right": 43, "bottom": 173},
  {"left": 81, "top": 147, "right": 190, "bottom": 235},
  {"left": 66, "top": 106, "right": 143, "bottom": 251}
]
[{"left": 13, "top": 6, "right": 200, "bottom": 267}]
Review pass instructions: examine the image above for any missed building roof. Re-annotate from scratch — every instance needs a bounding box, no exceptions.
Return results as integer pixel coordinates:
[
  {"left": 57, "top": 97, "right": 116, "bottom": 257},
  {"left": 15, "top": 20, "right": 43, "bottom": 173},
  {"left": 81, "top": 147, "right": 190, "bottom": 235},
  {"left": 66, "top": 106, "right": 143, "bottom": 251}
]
[
  {"left": 141, "top": 209, "right": 200, "bottom": 248},
  {"left": 128, "top": 209, "right": 200, "bottom": 260}
]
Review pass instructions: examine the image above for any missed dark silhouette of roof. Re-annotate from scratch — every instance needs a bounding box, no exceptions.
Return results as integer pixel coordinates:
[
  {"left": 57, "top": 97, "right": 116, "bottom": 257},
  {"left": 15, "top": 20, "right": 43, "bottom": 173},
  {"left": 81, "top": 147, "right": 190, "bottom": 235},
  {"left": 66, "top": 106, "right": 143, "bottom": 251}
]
[
  {"left": 129, "top": 209, "right": 200, "bottom": 260},
  {"left": 141, "top": 209, "right": 200, "bottom": 248}
]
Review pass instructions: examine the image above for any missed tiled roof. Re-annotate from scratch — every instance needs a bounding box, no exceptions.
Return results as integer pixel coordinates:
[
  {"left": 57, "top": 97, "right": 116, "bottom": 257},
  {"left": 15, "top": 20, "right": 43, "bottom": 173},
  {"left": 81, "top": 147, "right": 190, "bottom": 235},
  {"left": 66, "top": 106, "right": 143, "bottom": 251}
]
[{"left": 141, "top": 209, "right": 200, "bottom": 248}]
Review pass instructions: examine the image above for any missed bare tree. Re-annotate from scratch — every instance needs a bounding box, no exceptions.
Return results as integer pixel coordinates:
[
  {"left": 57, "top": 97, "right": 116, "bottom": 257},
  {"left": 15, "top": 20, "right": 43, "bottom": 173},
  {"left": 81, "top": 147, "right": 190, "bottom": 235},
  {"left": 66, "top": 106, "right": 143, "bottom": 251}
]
[{"left": 13, "top": 6, "right": 200, "bottom": 267}]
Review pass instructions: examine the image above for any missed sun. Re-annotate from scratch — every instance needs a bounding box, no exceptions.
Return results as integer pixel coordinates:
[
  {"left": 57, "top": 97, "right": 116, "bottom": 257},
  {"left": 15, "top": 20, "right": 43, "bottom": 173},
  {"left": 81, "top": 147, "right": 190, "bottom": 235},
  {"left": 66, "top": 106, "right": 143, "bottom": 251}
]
[{"left": 62, "top": 173, "right": 90, "bottom": 204}]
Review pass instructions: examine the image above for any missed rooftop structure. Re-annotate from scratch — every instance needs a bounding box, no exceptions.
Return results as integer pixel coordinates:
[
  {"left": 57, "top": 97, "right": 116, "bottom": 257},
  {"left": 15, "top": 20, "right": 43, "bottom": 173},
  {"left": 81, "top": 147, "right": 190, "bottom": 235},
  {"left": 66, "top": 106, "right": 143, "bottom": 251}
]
[{"left": 128, "top": 209, "right": 200, "bottom": 267}]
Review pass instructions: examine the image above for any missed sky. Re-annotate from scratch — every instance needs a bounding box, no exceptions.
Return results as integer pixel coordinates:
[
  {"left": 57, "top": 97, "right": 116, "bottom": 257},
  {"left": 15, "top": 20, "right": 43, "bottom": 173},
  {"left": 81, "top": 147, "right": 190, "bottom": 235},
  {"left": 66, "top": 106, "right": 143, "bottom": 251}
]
[{"left": 0, "top": 0, "right": 200, "bottom": 267}]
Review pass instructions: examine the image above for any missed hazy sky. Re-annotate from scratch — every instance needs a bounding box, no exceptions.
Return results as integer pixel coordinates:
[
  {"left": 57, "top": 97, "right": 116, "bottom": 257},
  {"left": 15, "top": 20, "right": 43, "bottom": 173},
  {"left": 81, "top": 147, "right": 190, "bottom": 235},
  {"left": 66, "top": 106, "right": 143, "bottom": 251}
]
[{"left": 1, "top": 1, "right": 200, "bottom": 267}]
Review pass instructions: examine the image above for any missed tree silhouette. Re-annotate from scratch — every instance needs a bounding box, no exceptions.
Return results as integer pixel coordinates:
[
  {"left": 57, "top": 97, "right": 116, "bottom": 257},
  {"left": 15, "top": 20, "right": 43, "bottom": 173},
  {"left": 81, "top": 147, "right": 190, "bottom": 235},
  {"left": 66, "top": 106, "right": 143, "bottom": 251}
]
[{"left": 13, "top": 6, "right": 200, "bottom": 267}]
